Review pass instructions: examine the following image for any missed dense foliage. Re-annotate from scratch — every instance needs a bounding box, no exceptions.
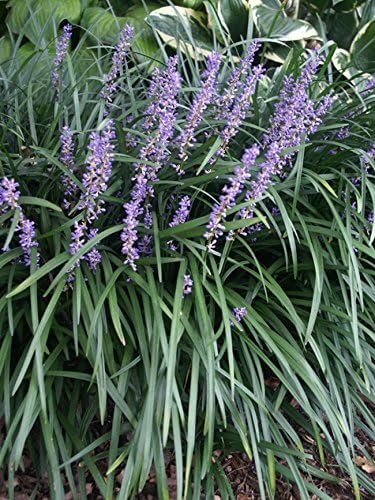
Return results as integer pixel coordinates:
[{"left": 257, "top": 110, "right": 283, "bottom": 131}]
[
  {"left": 0, "top": 5, "right": 374, "bottom": 500},
  {"left": 1, "top": 0, "right": 375, "bottom": 74}
]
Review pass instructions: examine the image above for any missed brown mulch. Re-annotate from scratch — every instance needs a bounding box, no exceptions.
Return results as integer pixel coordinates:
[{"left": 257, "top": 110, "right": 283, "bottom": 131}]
[{"left": 0, "top": 428, "right": 374, "bottom": 499}]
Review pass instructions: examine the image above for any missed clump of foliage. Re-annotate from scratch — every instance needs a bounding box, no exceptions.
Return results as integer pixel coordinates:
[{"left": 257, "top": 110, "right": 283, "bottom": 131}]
[
  {"left": 1, "top": 0, "right": 374, "bottom": 79},
  {"left": 0, "top": 15, "right": 374, "bottom": 500}
]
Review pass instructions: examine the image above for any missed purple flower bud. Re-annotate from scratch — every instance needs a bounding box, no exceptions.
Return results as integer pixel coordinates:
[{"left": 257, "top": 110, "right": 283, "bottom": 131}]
[
  {"left": 183, "top": 274, "right": 193, "bottom": 296},
  {"left": 336, "top": 126, "right": 350, "bottom": 141},
  {"left": 52, "top": 24, "right": 72, "bottom": 93},
  {"left": 232, "top": 306, "right": 247, "bottom": 324}
]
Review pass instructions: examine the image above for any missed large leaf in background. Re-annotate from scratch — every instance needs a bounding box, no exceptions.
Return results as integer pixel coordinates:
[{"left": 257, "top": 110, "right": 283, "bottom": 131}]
[
  {"left": 218, "top": 0, "right": 248, "bottom": 41},
  {"left": 125, "top": 4, "right": 161, "bottom": 64},
  {"left": 81, "top": 5, "right": 160, "bottom": 64},
  {"left": 332, "top": 0, "right": 365, "bottom": 13},
  {"left": 332, "top": 47, "right": 359, "bottom": 79},
  {"left": 327, "top": 10, "right": 358, "bottom": 50},
  {"left": 350, "top": 20, "right": 375, "bottom": 73},
  {"left": 249, "top": 0, "right": 318, "bottom": 41},
  {"left": 175, "top": 0, "right": 204, "bottom": 7},
  {"left": 81, "top": 7, "right": 127, "bottom": 44},
  {"left": 331, "top": 47, "right": 371, "bottom": 90},
  {"left": 147, "top": 6, "right": 214, "bottom": 59},
  {"left": 0, "top": 36, "right": 11, "bottom": 63},
  {"left": 359, "top": 0, "right": 375, "bottom": 27},
  {"left": 6, "top": 0, "right": 81, "bottom": 46}
]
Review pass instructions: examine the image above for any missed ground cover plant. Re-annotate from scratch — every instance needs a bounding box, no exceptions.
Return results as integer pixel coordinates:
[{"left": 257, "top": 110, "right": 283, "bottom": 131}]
[{"left": 0, "top": 12, "right": 374, "bottom": 500}]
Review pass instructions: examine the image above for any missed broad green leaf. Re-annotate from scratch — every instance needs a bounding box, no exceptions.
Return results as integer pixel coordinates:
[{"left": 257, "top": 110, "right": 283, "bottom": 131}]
[
  {"left": 327, "top": 11, "right": 358, "bottom": 49},
  {"left": 0, "top": 36, "right": 11, "bottom": 63},
  {"left": 249, "top": 0, "right": 318, "bottom": 41},
  {"left": 125, "top": 4, "right": 161, "bottom": 63},
  {"left": 331, "top": 48, "right": 358, "bottom": 79},
  {"left": 218, "top": 0, "right": 248, "bottom": 41},
  {"left": 7, "top": 0, "right": 81, "bottom": 46},
  {"left": 147, "top": 6, "right": 214, "bottom": 59},
  {"left": 333, "top": 0, "right": 365, "bottom": 13},
  {"left": 350, "top": 20, "right": 375, "bottom": 73},
  {"left": 81, "top": 7, "right": 127, "bottom": 44},
  {"left": 176, "top": 0, "right": 204, "bottom": 8}
]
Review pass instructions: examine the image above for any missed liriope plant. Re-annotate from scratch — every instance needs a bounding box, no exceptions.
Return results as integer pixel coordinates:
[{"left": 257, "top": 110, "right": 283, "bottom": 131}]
[{"left": 0, "top": 19, "right": 374, "bottom": 500}]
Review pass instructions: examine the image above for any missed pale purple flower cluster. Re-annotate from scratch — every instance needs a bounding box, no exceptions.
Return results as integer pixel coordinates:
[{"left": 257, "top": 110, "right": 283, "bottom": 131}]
[
  {"left": 215, "top": 64, "right": 264, "bottom": 159},
  {"left": 364, "top": 75, "right": 375, "bottom": 94},
  {"left": 183, "top": 274, "right": 193, "bottom": 296},
  {"left": 52, "top": 24, "right": 72, "bottom": 92},
  {"left": 169, "top": 195, "right": 191, "bottom": 227},
  {"left": 216, "top": 41, "right": 260, "bottom": 121},
  {"left": 60, "top": 126, "right": 78, "bottom": 211},
  {"left": 69, "top": 121, "right": 115, "bottom": 270},
  {"left": 336, "top": 126, "right": 350, "bottom": 140},
  {"left": 121, "top": 57, "right": 181, "bottom": 270},
  {"left": 78, "top": 122, "right": 115, "bottom": 223},
  {"left": 100, "top": 24, "right": 134, "bottom": 108},
  {"left": 0, "top": 177, "right": 38, "bottom": 265},
  {"left": 232, "top": 306, "right": 247, "bottom": 324},
  {"left": 177, "top": 52, "right": 221, "bottom": 166},
  {"left": 0, "top": 177, "right": 19, "bottom": 210},
  {"left": 238, "top": 54, "right": 333, "bottom": 229},
  {"left": 204, "top": 145, "right": 259, "bottom": 250}
]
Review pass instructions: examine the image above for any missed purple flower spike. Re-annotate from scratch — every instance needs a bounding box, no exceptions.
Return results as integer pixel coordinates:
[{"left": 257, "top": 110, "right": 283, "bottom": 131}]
[
  {"left": 177, "top": 52, "right": 221, "bottom": 165},
  {"left": 204, "top": 145, "right": 259, "bottom": 250},
  {"left": 52, "top": 24, "right": 72, "bottom": 93},
  {"left": 68, "top": 121, "right": 115, "bottom": 275},
  {"left": 17, "top": 214, "right": 38, "bottom": 266},
  {"left": 86, "top": 247, "right": 102, "bottom": 270},
  {"left": 60, "top": 126, "right": 78, "bottom": 210},
  {"left": 69, "top": 221, "right": 86, "bottom": 257},
  {"left": 101, "top": 24, "right": 134, "bottom": 108},
  {"left": 238, "top": 54, "right": 333, "bottom": 231},
  {"left": 183, "top": 274, "right": 193, "bottom": 296},
  {"left": 121, "top": 56, "right": 181, "bottom": 270},
  {"left": 216, "top": 41, "right": 260, "bottom": 121},
  {"left": 0, "top": 177, "right": 38, "bottom": 265},
  {"left": 78, "top": 121, "right": 115, "bottom": 224},
  {"left": 169, "top": 195, "right": 191, "bottom": 227},
  {"left": 215, "top": 65, "right": 264, "bottom": 159},
  {"left": 364, "top": 75, "right": 375, "bottom": 94},
  {"left": 0, "top": 177, "right": 20, "bottom": 210}
]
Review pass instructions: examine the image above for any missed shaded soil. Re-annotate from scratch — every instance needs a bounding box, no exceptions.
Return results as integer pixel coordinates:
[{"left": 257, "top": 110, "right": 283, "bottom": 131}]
[{"left": 1, "top": 427, "right": 374, "bottom": 499}]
